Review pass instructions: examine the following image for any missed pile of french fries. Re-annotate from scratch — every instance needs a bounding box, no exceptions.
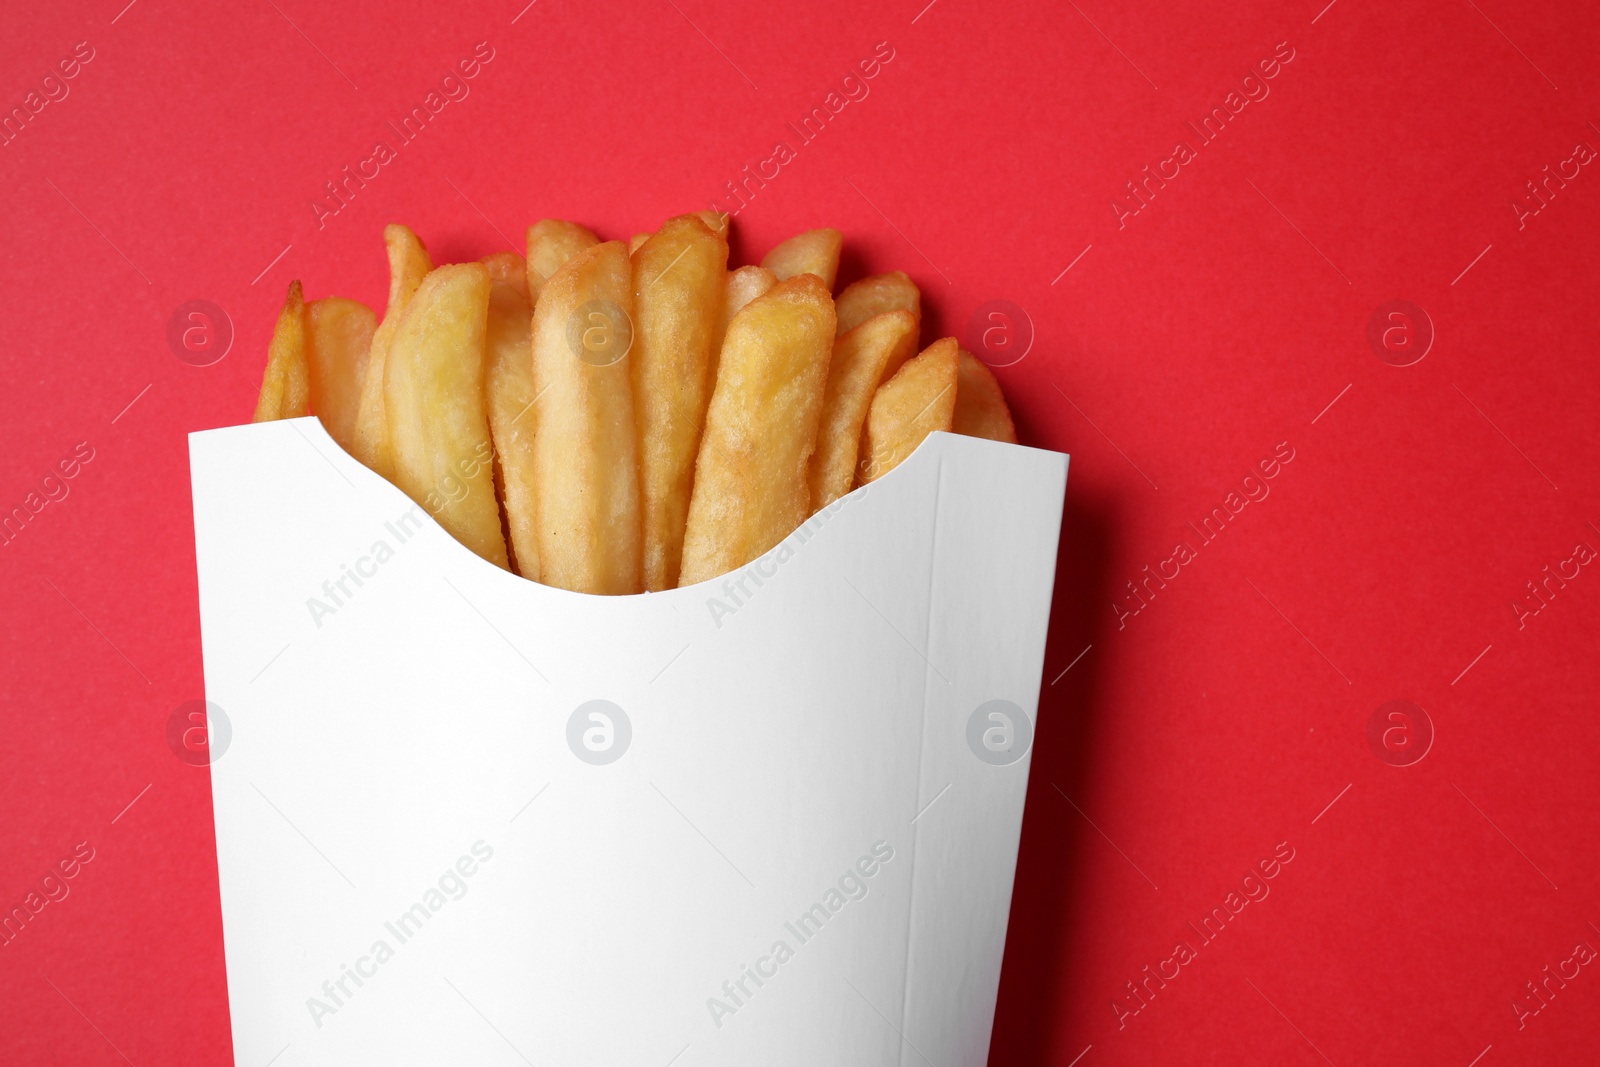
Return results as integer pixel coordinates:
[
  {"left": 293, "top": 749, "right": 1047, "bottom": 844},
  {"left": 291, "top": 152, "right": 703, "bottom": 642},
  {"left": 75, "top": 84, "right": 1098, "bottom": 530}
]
[{"left": 252, "top": 213, "right": 1018, "bottom": 594}]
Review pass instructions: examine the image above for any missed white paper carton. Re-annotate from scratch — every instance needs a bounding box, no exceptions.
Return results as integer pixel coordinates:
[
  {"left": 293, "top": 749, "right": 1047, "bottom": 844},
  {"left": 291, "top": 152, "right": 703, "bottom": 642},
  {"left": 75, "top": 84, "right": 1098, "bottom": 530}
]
[{"left": 189, "top": 418, "right": 1066, "bottom": 1066}]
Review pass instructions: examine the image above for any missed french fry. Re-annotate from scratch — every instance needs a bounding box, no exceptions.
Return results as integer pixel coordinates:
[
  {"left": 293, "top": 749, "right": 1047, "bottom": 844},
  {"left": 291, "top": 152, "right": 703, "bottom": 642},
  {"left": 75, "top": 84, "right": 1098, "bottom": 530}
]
[
  {"left": 809, "top": 309, "right": 918, "bottom": 510},
  {"left": 835, "top": 270, "right": 920, "bottom": 336},
  {"left": 834, "top": 274, "right": 923, "bottom": 480},
  {"left": 306, "top": 297, "right": 374, "bottom": 453},
  {"left": 836, "top": 271, "right": 921, "bottom": 390},
  {"left": 760, "top": 227, "right": 842, "bottom": 290},
  {"left": 710, "top": 265, "right": 777, "bottom": 397},
  {"left": 952, "top": 349, "right": 1018, "bottom": 444},
  {"left": 723, "top": 266, "right": 777, "bottom": 331},
  {"left": 696, "top": 210, "right": 729, "bottom": 237},
  {"left": 249, "top": 213, "right": 1024, "bottom": 591},
  {"left": 481, "top": 252, "right": 540, "bottom": 579},
  {"left": 384, "top": 263, "right": 508, "bottom": 570},
  {"left": 632, "top": 215, "right": 728, "bottom": 590},
  {"left": 527, "top": 219, "right": 599, "bottom": 300},
  {"left": 253, "top": 280, "right": 310, "bottom": 422},
  {"left": 352, "top": 225, "right": 432, "bottom": 477},
  {"left": 680, "top": 274, "right": 836, "bottom": 585},
  {"left": 530, "top": 241, "right": 643, "bottom": 594},
  {"left": 859, "top": 337, "right": 958, "bottom": 484}
]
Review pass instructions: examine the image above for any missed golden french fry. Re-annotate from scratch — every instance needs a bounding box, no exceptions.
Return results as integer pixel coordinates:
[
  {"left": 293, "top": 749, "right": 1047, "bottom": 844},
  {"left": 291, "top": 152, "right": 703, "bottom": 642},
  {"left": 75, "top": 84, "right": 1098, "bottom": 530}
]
[
  {"left": 352, "top": 225, "right": 432, "bottom": 477},
  {"left": 530, "top": 241, "right": 643, "bottom": 594},
  {"left": 384, "top": 264, "right": 508, "bottom": 570},
  {"left": 952, "top": 349, "right": 1018, "bottom": 444},
  {"left": 306, "top": 297, "right": 374, "bottom": 453},
  {"left": 723, "top": 266, "right": 777, "bottom": 332},
  {"left": 482, "top": 252, "right": 529, "bottom": 298},
  {"left": 696, "top": 210, "right": 729, "bottom": 238},
  {"left": 859, "top": 337, "right": 958, "bottom": 484},
  {"left": 628, "top": 232, "right": 651, "bottom": 254},
  {"left": 760, "top": 228, "right": 842, "bottom": 290},
  {"left": 253, "top": 280, "right": 310, "bottom": 422},
  {"left": 632, "top": 214, "right": 728, "bottom": 590},
  {"left": 833, "top": 273, "right": 923, "bottom": 478},
  {"left": 713, "top": 266, "right": 777, "bottom": 392},
  {"left": 809, "top": 309, "right": 918, "bottom": 510},
  {"left": 835, "top": 270, "right": 920, "bottom": 336},
  {"left": 527, "top": 219, "right": 599, "bottom": 300},
  {"left": 680, "top": 274, "right": 836, "bottom": 585},
  {"left": 481, "top": 251, "right": 540, "bottom": 580}
]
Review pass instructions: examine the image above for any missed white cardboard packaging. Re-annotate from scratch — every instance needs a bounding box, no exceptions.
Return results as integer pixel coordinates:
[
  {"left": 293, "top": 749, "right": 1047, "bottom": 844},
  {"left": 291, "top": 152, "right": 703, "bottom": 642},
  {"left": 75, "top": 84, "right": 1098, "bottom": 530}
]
[{"left": 189, "top": 418, "right": 1066, "bottom": 1066}]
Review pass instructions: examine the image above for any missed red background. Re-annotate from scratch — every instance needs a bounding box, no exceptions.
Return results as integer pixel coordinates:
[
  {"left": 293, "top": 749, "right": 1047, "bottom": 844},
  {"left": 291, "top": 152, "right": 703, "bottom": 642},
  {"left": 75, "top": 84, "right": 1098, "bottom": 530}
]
[{"left": 2, "top": 0, "right": 1597, "bottom": 1063}]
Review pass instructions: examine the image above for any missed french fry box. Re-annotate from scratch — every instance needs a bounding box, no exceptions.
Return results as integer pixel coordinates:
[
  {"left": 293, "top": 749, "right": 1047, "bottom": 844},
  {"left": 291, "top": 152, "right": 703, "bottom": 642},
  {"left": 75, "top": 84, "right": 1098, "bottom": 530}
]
[{"left": 189, "top": 417, "right": 1067, "bottom": 1066}]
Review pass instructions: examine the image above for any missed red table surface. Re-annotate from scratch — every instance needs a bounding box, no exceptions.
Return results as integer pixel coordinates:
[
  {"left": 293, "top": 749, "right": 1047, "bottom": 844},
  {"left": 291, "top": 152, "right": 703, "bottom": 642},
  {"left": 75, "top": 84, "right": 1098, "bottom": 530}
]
[{"left": 3, "top": 0, "right": 1597, "bottom": 1063}]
